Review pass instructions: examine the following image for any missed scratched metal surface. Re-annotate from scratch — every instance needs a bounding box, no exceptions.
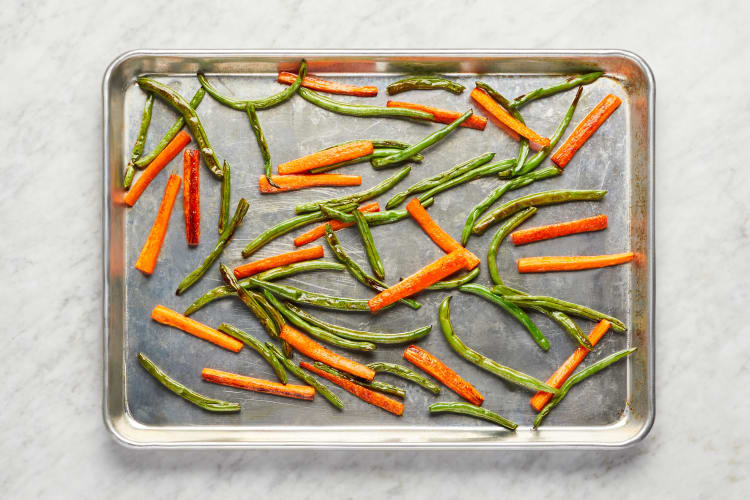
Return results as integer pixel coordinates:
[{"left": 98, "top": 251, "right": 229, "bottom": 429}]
[{"left": 104, "top": 51, "right": 653, "bottom": 448}]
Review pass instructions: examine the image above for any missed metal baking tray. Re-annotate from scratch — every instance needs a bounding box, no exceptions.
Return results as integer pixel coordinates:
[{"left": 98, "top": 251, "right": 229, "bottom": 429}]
[{"left": 103, "top": 50, "right": 654, "bottom": 449}]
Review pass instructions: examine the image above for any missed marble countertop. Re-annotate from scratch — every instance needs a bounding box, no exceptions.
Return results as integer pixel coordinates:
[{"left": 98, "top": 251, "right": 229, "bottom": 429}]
[{"left": 2, "top": 0, "right": 748, "bottom": 498}]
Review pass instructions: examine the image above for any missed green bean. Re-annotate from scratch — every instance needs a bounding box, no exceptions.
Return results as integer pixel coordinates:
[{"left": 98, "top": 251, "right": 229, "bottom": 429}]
[
  {"left": 245, "top": 103, "right": 279, "bottom": 188},
  {"left": 416, "top": 159, "right": 515, "bottom": 203},
  {"left": 512, "top": 71, "right": 602, "bottom": 109},
  {"left": 217, "top": 323, "right": 286, "bottom": 383},
  {"left": 135, "top": 87, "right": 206, "bottom": 169},
  {"left": 176, "top": 199, "right": 249, "bottom": 295},
  {"left": 218, "top": 161, "right": 230, "bottom": 234},
  {"left": 352, "top": 209, "right": 385, "bottom": 280},
  {"left": 498, "top": 293, "right": 627, "bottom": 332},
  {"left": 137, "top": 352, "right": 240, "bottom": 412},
  {"left": 197, "top": 60, "right": 307, "bottom": 111},
  {"left": 320, "top": 197, "right": 434, "bottom": 227},
  {"left": 386, "top": 153, "right": 495, "bottom": 209},
  {"left": 285, "top": 303, "right": 432, "bottom": 344},
  {"left": 371, "top": 110, "right": 473, "bottom": 168},
  {"left": 137, "top": 77, "right": 223, "bottom": 178},
  {"left": 254, "top": 288, "right": 287, "bottom": 335},
  {"left": 299, "top": 87, "right": 434, "bottom": 121},
  {"left": 244, "top": 277, "right": 371, "bottom": 312},
  {"left": 472, "top": 189, "right": 607, "bottom": 235},
  {"left": 386, "top": 75, "right": 465, "bottom": 95},
  {"left": 487, "top": 207, "right": 538, "bottom": 286},
  {"left": 312, "top": 362, "right": 405, "bottom": 398},
  {"left": 534, "top": 347, "right": 636, "bottom": 428},
  {"left": 370, "top": 152, "right": 424, "bottom": 170},
  {"left": 263, "top": 290, "right": 375, "bottom": 351},
  {"left": 295, "top": 166, "right": 411, "bottom": 214},
  {"left": 429, "top": 402, "right": 517, "bottom": 430},
  {"left": 459, "top": 284, "right": 549, "bottom": 351},
  {"left": 311, "top": 148, "right": 423, "bottom": 174},
  {"left": 266, "top": 342, "right": 344, "bottom": 410},
  {"left": 475, "top": 81, "right": 529, "bottom": 176},
  {"left": 324, "top": 224, "right": 420, "bottom": 309},
  {"left": 218, "top": 264, "right": 279, "bottom": 338},
  {"left": 366, "top": 362, "right": 441, "bottom": 395},
  {"left": 438, "top": 296, "right": 558, "bottom": 393},
  {"left": 123, "top": 93, "right": 154, "bottom": 189},
  {"left": 426, "top": 268, "right": 480, "bottom": 290}
]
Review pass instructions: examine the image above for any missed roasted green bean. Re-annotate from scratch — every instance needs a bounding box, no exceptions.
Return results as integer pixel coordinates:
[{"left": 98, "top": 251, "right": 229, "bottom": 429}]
[
  {"left": 312, "top": 148, "right": 423, "bottom": 174},
  {"left": 320, "top": 197, "right": 434, "bottom": 227},
  {"left": 218, "top": 161, "right": 230, "bottom": 234},
  {"left": 243, "top": 277, "right": 371, "bottom": 312},
  {"left": 429, "top": 402, "right": 517, "bottom": 430},
  {"left": 386, "top": 75, "right": 466, "bottom": 95},
  {"left": 246, "top": 103, "right": 279, "bottom": 188},
  {"left": 426, "top": 268, "right": 480, "bottom": 290},
  {"left": 475, "top": 81, "right": 529, "bottom": 175},
  {"left": 497, "top": 293, "right": 627, "bottom": 332},
  {"left": 123, "top": 93, "right": 153, "bottom": 189},
  {"left": 218, "top": 264, "right": 279, "bottom": 338},
  {"left": 217, "top": 323, "right": 287, "bottom": 383},
  {"left": 299, "top": 87, "right": 434, "bottom": 121},
  {"left": 352, "top": 209, "right": 385, "bottom": 280},
  {"left": 487, "top": 207, "right": 537, "bottom": 285},
  {"left": 312, "top": 362, "right": 405, "bottom": 398},
  {"left": 512, "top": 71, "right": 601, "bottom": 109},
  {"left": 366, "top": 362, "right": 441, "bottom": 395},
  {"left": 416, "top": 159, "right": 515, "bottom": 203}
]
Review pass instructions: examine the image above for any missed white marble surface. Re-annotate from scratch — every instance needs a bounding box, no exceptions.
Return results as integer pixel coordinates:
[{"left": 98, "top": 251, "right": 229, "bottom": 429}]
[{"left": 1, "top": 0, "right": 748, "bottom": 498}]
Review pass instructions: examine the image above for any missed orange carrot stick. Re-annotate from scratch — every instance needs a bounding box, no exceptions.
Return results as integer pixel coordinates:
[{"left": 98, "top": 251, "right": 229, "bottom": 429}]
[
  {"left": 405, "top": 198, "right": 479, "bottom": 270},
  {"left": 300, "top": 361, "right": 404, "bottom": 415},
  {"left": 470, "top": 88, "right": 550, "bottom": 147},
  {"left": 135, "top": 174, "right": 181, "bottom": 275},
  {"left": 386, "top": 101, "right": 487, "bottom": 130},
  {"left": 277, "top": 141, "right": 374, "bottom": 175},
  {"left": 517, "top": 252, "right": 634, "bottom": 273},
  {"left": 551, "top": 94, "right": 622, "bottom": 168},
  {"left": 403, "top": 345, "right": 484, "bottom": 406},
  {"left": 530, "top": 320, "right": 611, "bottom": 411},
  {"left": 233, "top": 246, "right": 325, "bottom": 279},
  {"left": 280, "top": 324, "right": 375, "bottom": 381},
  {"left": 278, "top": 71, "right": 378, "bottom": 97},
  {"left": 293, "top": 202, "right": 380, "bottom": 247},
  {"left": 202, "top": 368, "right": 315, "bottom": 400},
  {"left": 124, "top": 130, "right": 191, "bottom": 206},
  {"left": 258, "top": 174, "right": 362, "bottom": 193},
  {"left": 151, "top": 305, "right": 243, "bottom": 352},
  {"left": 368, "top": 248, "right": 474, "bottom": 313},
  {"left": 511, "top": 214, "right": 607, "bottom": 246},
  {"left": 183, "top": 149, "right": 200, "bottom": 246}
]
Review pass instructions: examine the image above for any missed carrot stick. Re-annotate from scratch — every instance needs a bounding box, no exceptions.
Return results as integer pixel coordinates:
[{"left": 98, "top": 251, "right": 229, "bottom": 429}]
[
  {"left": 277, "top": 141, "right": 374, "bottom": 175},
  {"left": 151, "top": 305, "right": 243, "bottom": 352},
  {"left": 293, "top": 202, "right": 380, "bottom": 247},
  {"left": 278, "top": 71, "right": 378, "bottom": 97},
  {"left": 135, "top": 174, "right": 181, "bottom": 275},
  {"left": 470, "top": 88, "right": 550, "bottom": 147},
  {"left": 233, "top": 246, "right": 325, "bottom": 279},
  {"left": 405, "top": 198, "right": 479, "bottom": 270},
  {"left": 369, "top": 249, "right": 474, "bottom": 313},
  {"left": 124, "top": 130, "right": 191, "bottom": 206},
  {"left": 551, "top": 94, "right": 622, "bottom": 168},
  {"left": 530, "top": 320, "right": 611, "bottom": 410},
  {"left": 511, "top": 214, "right": 607, "bottom": 246},
  {"left": 300, "top": 361, "right": 404, "bottom": 415},
  {"left": 403, "top": 345, "right": 484, "bottom": 406},
  {"left": 202, "top": 367, "right": 315, "bottom": 400},
  {"left": 386, "top": 101, "right": 487, "bottom": 130},
  {"left": 517, "top": 252, "right": 634, "bottom": 273},
  {"left": 183, "top": 149, "right": 200, "bottom": 246},
  {"left": 280, "top": 324, "right": 375, "bottom": 381},
  {"left": 259, "top": 174, "right": 362, "bottom": 193}
]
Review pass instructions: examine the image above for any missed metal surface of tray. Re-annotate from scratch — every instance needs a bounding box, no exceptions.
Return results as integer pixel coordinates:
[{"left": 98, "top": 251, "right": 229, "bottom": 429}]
[{"left": 103, "top": 50, "right": 654, "bottom": 449}]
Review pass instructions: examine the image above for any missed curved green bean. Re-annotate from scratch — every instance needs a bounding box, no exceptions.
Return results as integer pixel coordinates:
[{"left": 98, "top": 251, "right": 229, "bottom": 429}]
[
  {"left": 312, "top": 362, "right": 405, "bottom": 398},
  {"left": 416, "top": 159, "right": 515, "bottom": 203},
  {"left": 386, "top": 75, "right": 465, "bottom": 95},
  {"left": 218, "top": 264, "right": 279, "bottom": 338},
  {"left": 244, "top": 277, "right": 371, "bottom": 312},
  {"left": 426, "top": 267, "right": 480, "bottom": 290},
  {"left": 429, "top": 402, "right": 517, "bottom": 430},
  {"left": 218, "top": 323, "right": 286, "bottom": 383},
  {"left": 366, "top": 362, "right": 441, "bottom": 395},
  {"left": 438, "top": 296, "right": 558, "bottom": 393},
  {"left": 138, "top": 352, "right": 240, "bottom": 412},
  {"left": 487, "top": 207, "right": 537, "bottom": 285},
  {"left": 299, "top": 87, "right": 434, "bottom": 121},
  {"left": 176, "top": 198, "right": 249, "bottom": 295},
  {"left": 123, "top": 93, "right": 154, "bottom": 189},
  {"left": 246, "top": 103, "right": 278, "bottom": 188},
  {"left": 218, "top": 161, "right": 230, "bottom": 234},
  {"left": 352, "top": 209, "right": 385, "bottom": 280},
  {"left": 498, "top": 293, "right": 627, "bottom": 332},
  {"left": 512, "top": 71, "right": 601, "bottom": 109}
]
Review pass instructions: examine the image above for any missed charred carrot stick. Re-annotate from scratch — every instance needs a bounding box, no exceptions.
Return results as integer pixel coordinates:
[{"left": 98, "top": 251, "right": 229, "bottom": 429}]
[
  {"left": 201, "top": 367, "right": 315, "bottom": 400},
  {"left": 551, "top": 94, "right": 622, "bottom": 168},
  {"left": 530, "top": 320, "right": 611, "bottom": 411},
  {"left": 277, "top": 141, "right": 374, "bottom": 175},
  {"left": 135, "top": 174, "right": 181, "bottom": 275},
  {"left": 278, "top": 71, "right": 378, "bottom": 97},
  {"left": 293, "top": 202, "right": 380, "bottom": 247},
  {"left": 403, "top": 345, "right": 483, "bottom": 406},
  {"left": 405, "top": 198, "right": 479, "bottom": 270},
  {"left": 258, "top": 174, "right": 362, "bottom": 193},
  {"left": 512, "top": 214, "right": 607, "bottom": 246},
  {"left": 369, "top": 248, "right": 475, "bottom": 313},
  {"left": 470, "top": 88, "right": 550, "bottom": 147},
  {"left": 517, "top": 252, "right": 634, "bottom": 273},
  {"left": 300, "top": 361, "right": 404, "bottom": 415},
  {"left": 280, "top": 324, "right": 375, "bottom": 381},
  {"left": 183, "top": 149, "right": 200, "bottom": 246},
  {"left": 151, "top": 305, "right": 243, "bottom": 352},
  {"left": 233, "top": 246, "right": 325, "bottom": 279},
  {"left": 124, "top": 130, "right": 191, "bottom": 206},
  {"left": 386, "top": 101, "right": 487, "bottom": 130}
]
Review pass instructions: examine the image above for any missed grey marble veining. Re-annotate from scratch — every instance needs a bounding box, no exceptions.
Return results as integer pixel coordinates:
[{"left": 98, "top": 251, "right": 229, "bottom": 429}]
[{"left": 1, "top": 0, "right": 748, "bottom": 498}]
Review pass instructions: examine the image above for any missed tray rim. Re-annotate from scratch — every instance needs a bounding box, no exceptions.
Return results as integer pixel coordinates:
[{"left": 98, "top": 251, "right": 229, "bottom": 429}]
[{"left": 102, "top": 48, "right": 655, "bottom": 450}]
